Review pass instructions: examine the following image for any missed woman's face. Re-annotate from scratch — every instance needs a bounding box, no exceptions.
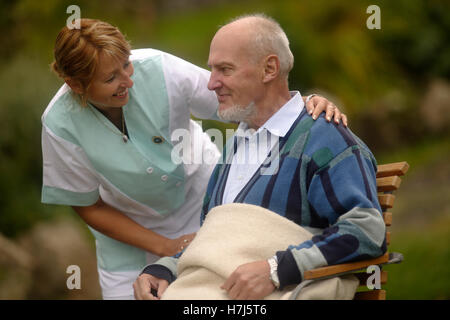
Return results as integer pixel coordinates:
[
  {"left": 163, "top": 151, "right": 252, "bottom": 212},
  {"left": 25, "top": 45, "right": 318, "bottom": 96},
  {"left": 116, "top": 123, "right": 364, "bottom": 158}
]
[{"left": 86, "top": 51, "right": 134, "bottom": 111}]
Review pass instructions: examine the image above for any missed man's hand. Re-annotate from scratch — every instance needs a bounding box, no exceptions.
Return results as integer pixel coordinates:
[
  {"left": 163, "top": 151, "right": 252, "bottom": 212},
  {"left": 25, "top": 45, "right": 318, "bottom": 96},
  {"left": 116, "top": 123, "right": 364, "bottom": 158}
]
[
  {"left": 305, "top": 95, "right": 348, "bottom": 127},
  {"left": 133, "top": 273, "right": 169, "bottom": 300},
  {"left": 221, "top": 260, "right": 276, "bottom": 300}
]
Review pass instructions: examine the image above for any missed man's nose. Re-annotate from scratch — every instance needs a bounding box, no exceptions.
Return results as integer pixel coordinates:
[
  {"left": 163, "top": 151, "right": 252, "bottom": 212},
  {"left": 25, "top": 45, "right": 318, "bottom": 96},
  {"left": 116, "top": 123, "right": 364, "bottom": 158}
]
[{"left": 207, "top": 72, "right": 221, "bottom": 91}]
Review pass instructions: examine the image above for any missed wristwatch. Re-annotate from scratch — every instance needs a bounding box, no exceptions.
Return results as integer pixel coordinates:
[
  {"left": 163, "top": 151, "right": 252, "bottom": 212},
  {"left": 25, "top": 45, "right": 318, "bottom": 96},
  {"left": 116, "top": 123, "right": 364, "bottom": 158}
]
[{"left": 267, "top": 255, "right": 280, "bottom": 289}]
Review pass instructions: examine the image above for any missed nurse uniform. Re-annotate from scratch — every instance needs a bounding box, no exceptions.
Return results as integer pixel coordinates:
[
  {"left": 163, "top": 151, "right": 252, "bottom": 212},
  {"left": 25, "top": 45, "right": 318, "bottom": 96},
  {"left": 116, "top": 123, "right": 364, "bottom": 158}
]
[{"left": 41, "top": 49, "right": 221, "bottom": 299}]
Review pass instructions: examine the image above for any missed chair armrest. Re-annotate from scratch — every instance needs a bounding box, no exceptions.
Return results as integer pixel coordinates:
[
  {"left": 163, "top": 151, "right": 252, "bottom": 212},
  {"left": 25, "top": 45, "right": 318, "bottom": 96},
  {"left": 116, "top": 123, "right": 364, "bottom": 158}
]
[
  {"left": 376, "top": 161, "right": 409, "bottom": 178},
  {"left": 303, "top": 253, "right": 389, "bottom": 280}
]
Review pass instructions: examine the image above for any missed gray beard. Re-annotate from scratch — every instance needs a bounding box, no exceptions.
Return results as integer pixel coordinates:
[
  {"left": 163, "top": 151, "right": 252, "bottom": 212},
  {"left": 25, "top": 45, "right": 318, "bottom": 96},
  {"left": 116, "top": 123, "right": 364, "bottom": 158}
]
[{"left": 218, "top": 101, "right": 256, "bottom": 123}]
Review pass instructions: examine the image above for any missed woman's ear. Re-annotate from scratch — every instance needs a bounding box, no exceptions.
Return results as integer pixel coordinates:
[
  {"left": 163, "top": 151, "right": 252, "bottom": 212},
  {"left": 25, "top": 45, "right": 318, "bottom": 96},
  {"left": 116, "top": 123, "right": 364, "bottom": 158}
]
[
  {"left": 64, "top": 78, "right": 84, "bottom": 95},
  {"left": 262, "top": 55, "right": 280, "bottom": 83}
]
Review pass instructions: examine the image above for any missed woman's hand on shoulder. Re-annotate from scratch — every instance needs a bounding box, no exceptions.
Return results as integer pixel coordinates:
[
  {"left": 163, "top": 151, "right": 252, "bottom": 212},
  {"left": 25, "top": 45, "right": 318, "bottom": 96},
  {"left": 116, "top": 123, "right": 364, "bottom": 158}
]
[{"left": 304, "top": 94, "right": 348, "bottom": 127}]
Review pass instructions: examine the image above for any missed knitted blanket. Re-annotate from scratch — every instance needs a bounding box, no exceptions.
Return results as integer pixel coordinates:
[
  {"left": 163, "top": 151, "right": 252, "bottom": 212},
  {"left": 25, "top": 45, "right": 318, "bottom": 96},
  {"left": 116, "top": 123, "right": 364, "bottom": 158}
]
[{"left": 161, "top": 203, "right": 358, "bottom": 300}]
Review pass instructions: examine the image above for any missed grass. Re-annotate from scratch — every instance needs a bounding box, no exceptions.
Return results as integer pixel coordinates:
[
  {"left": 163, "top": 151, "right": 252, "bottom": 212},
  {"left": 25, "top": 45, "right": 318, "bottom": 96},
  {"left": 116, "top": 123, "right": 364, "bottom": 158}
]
[{"left": 383, "top": 216, "right": 450, "bottom": 299}]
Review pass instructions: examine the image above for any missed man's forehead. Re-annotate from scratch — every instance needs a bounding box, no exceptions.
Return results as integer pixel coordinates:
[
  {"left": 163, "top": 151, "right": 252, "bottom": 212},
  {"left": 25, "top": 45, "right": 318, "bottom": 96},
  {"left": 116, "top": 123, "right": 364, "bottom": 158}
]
[
  {"left": 207, "top": 44, "right": 239, "bottom": 67},
  {"left": 209, "top": 33, "right": 249, "bottom": 61}
]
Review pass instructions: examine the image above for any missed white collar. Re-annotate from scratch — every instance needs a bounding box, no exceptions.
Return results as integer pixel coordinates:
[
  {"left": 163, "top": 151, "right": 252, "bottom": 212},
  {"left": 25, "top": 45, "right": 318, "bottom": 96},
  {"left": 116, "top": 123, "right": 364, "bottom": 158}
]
[{"left": 238, "top": 91, "right": 304, "bottom": 138}]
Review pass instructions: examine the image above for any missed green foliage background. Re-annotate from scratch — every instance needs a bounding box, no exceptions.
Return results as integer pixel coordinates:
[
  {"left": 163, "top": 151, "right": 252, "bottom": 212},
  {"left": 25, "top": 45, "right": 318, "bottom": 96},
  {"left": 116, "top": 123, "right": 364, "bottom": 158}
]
[{"left": 0, "top": 0, "right": 448, "bottom": 299}]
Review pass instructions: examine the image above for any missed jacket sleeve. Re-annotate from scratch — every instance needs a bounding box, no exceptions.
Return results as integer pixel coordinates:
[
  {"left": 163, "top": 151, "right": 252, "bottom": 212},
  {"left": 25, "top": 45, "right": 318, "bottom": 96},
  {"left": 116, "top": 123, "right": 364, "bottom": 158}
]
[
  {"left": 276, "top": 127, "right": 386, "bottom": 289},
  {"left": 140, "top": 256, "right": 179, "bottom": 284}
]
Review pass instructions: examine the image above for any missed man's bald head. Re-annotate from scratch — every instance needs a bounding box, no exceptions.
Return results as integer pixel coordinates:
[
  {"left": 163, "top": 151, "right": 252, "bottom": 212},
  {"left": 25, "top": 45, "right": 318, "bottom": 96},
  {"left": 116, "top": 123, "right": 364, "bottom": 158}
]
[{"left": 217, "top": 14, "right": 294, "bottom": 79}]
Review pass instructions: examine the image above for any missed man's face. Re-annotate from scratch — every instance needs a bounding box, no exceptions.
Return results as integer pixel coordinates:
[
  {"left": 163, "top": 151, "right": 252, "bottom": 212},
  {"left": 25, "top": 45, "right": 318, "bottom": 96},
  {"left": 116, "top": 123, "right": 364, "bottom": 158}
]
[{"left": 207, "top": 27, "right": 264, "bottom": 122}]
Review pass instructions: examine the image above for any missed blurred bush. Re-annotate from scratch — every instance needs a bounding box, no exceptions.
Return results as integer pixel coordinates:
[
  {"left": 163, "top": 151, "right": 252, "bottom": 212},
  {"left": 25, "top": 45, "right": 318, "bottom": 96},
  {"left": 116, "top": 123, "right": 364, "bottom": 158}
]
[{"left": 0, "top": 55, "right": 61, "bottom": 237}]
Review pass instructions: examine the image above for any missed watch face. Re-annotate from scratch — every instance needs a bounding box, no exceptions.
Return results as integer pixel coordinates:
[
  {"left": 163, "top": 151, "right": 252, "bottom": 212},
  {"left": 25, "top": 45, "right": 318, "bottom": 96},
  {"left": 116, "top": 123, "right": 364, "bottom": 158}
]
[
  {"left": 270, "top": 273, "right": 280, "bottom": 288},
  {"left": 268, "top": 258, "right": 280, "bottom": 288}
]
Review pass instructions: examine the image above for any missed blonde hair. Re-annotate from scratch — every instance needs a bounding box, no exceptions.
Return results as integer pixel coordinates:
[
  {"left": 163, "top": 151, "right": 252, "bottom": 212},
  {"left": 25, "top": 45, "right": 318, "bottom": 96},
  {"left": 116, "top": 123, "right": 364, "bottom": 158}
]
[
  {"left": 51, "top": 18, "right": 131, "bottom": 106},
  {"left": 228, "top": 14, "right": 294, "bottom": 79}
]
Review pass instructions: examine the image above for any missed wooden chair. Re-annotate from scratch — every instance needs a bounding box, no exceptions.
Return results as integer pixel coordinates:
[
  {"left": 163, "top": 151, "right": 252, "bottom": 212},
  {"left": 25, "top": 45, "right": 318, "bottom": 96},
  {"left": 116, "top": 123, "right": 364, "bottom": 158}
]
[{"left": 302, "top": 161, "right": 410, "bottom": 300}]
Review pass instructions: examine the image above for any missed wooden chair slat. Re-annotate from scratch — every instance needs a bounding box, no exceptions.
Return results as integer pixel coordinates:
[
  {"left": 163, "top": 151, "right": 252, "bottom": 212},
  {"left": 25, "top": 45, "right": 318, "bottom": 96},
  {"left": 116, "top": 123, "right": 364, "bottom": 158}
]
[
  {"left": 376, "top": 161, "right": 409, "bottom": 178},
  {"left": 303, "top": 253, "right": 389, "bottom": 280},
  {"left": 377, "top": 176, "right": 402, "bottom": 192},
  {"left": 354, "top": 290, "right": 386, "bottom": 300},
  {"left": 383, "top": 212, "right": 392, "bottom": 226},
  {"left": 386, "top": 231, "right": 391, "bottom": 245},
  {"left": 355, "top": 270, "right": 388, "bottom": 286},
  {"left": 378, "top": 194, "right": 395, "bottom": 209}
]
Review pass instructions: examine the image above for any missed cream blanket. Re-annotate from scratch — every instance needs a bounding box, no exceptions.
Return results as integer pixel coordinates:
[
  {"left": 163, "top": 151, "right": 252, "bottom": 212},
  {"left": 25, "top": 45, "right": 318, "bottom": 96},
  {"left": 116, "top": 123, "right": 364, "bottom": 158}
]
[{"left": 161, "top": 203, "right": 358, "bottom": 300}]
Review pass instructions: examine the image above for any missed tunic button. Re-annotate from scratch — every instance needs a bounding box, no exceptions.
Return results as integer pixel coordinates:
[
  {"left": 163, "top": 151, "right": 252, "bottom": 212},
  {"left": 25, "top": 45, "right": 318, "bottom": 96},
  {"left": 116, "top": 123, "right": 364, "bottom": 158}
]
[
  {"left": 146, "top": 167, "right": 154, "bottom": 174},
  {"left": 152, "top": 136, "right": 164, "bottom": 144},
  {"left": 161, "top": 175, "right": 168, "bottom": 182}
]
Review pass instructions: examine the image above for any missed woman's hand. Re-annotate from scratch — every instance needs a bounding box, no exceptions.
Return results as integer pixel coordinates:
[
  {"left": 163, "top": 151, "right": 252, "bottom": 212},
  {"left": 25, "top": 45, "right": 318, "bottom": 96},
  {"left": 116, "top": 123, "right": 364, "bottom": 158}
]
[
  {"left": 304, "top": 94, "right": 348, "bottom": 127},
  {"left": 72, "top": 199, "right": 196, "bottom": 257},
  {"left": 161, "top": 232, "right": 196, "bottom": 257}
]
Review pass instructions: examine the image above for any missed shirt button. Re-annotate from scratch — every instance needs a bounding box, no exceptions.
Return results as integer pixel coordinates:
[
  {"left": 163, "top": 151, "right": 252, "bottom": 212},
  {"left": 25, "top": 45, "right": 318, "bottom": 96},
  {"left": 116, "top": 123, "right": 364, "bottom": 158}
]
[
  {"left": 146, "top": 167, "right": 154, "bottom": 174},
  {"left": 161, "top": 175, "right": 168, "bottom": 182}
]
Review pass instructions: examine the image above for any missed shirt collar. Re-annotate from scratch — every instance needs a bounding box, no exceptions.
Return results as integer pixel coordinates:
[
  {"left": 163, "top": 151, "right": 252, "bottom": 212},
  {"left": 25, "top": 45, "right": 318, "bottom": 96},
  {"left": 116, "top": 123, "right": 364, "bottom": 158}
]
[{"left": 237, "top": 91, "right": 304, "bottom": 138}]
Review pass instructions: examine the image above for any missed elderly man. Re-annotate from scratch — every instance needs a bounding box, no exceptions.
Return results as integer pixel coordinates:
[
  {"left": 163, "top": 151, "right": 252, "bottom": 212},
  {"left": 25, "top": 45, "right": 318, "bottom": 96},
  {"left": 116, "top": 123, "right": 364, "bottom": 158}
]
[{"left": 134, "top": 14, "right": 386, "bottom": 300}]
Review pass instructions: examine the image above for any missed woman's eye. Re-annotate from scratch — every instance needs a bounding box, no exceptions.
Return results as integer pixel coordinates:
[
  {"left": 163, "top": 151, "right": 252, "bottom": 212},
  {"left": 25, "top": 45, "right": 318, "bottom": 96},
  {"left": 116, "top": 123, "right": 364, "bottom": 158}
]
[{"left": 106, "top": 76, "right": 115, "bottom": 83}]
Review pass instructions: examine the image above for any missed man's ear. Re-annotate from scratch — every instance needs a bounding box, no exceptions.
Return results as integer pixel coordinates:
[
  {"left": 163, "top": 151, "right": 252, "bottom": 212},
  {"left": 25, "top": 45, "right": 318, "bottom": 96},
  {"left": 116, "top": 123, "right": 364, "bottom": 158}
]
[
  {"left": 262, "top": 55, "right": 280, "bottom": 83},
  {"left": 64, "top": 78, "right": 84, "bottom": 95}
]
